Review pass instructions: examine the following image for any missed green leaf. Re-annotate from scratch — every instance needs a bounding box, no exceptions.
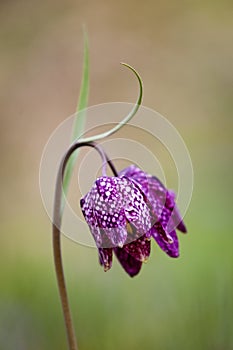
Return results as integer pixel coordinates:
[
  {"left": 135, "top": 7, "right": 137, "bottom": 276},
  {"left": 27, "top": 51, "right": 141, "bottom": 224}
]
[
  {"left": 76, "top": 62, "right": 143, "bottom": 144},
  {"left": 62, "top": 32, "right": 89, "bottom": 211}
]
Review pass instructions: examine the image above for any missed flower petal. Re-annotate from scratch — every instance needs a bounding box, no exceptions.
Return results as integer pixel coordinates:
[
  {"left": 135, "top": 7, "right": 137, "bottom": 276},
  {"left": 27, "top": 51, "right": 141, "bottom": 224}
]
[
  {"left": 98, "top": 248, "right": 113, "bottom": 271},
  {"left": 166, "top": 191, "right": 187, "bottom": 233},
  {"left": 81, "top": 175, "right": 152, "bottom": 248},
  {"left": 123, "top": 234, "right": 151, "bottom": 262},
  {"left": 80, "top": 199, "right": 103, "bottom": 246},
  {"left": 120, "top": 165, "right": 166, "bottom": 224},
  {"left": 103, "top": 226, "right": 127, "bottom": 248},
  {"left": 121, "top": 166, "right": 187, "bottom": 233},
  {"left": 114, "top": 247, "right": 142, "bottom": 277},
  {"left": 81, "top": 177, "right": 127, "bottom": 247},
  {"left": 151, "top": 227, "right": 179, "bottom": 258},
  {"left": 176, "top": 218, "right": 187, "bottom": 233},
  {"left": 122, "top": 176, "right": 152, "bottom": 238},
  {"left": 172, "top": 206, "right": 187, "bottom": 233},
  {"left": 120, "top": 165, "right": 150, "bottom": 193}
]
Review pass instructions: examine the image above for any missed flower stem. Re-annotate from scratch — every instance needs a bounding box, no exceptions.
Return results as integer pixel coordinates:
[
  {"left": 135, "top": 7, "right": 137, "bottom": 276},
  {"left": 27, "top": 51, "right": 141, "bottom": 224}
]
[
  {"left": 52, "top": 142, "right": 117, "bottom": 350},
  {"left": 53, "top": 225, "right": 78, "bottom": 350}
]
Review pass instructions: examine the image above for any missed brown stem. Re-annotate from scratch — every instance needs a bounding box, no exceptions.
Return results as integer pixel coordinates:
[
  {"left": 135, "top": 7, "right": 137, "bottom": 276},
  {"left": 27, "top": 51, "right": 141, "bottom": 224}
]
[
  {"left": 53, "top": 224, "right": 78, "bottom": 350},
  {"left": 52, "top": 141, "right": 117, "bottom": 350}
]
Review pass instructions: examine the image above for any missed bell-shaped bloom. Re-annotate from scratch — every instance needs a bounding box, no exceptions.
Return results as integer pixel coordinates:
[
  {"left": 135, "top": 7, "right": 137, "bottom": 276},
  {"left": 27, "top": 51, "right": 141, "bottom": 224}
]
[
  {"left": 80, "top": 165, "right": 187, "bottom": 277},
  {"left": 80, "top": 176, "right": 152, "bottom": 247}
]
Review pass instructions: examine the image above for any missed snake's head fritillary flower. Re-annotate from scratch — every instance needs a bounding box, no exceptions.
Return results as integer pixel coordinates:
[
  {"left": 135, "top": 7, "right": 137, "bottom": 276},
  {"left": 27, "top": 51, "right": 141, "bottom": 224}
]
[
  {"left": 81, "top": 165, "right": 187, "bottom": 277},
  {"left": 80, "top": 176, "right": 152, "bottom": 276}
]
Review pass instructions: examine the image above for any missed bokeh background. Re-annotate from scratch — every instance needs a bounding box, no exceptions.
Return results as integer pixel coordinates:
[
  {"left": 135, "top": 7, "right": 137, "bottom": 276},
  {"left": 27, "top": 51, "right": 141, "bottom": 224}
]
[{"left": 1, "top": 0, "right": 233, "bottom": 349}]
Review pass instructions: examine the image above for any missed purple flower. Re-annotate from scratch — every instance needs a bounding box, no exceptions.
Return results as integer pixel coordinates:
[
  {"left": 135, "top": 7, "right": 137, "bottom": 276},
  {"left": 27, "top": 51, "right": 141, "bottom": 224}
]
[{"left": 80, "top": 165, "right": 187, "bottom": 277}]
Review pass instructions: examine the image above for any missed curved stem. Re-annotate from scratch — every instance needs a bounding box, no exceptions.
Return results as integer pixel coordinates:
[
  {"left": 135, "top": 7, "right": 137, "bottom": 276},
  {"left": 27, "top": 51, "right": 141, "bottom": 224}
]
[{"left": 53, "top": 142, "right": 118, "bottom": 350}]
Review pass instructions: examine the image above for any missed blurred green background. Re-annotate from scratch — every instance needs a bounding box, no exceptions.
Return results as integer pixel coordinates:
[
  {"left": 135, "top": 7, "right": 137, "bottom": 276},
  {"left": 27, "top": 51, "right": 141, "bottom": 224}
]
[{"left": 1, "top": 0, "right": 233, "bottom": 349}]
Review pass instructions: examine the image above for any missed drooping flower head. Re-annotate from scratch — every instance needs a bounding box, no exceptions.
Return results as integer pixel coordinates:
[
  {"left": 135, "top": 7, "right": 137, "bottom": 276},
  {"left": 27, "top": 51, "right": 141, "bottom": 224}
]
[{"left": 81, "top": 165, "right": 187, "bottom": 277}]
